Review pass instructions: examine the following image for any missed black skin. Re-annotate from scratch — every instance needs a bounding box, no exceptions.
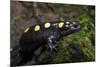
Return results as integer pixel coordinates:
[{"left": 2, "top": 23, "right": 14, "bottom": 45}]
[{"left": 12, "top": 21, "right": 81, "bottom": 66}]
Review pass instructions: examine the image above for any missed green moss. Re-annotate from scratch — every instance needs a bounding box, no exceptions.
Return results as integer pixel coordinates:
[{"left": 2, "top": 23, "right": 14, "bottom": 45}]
[{"left": 51, "top": 44, "right": 71, "bottom": 63}]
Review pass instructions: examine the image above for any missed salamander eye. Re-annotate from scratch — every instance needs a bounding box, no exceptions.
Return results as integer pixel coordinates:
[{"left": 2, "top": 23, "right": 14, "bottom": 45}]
[
  {"left": 58, "top": 22, "right": 64, "bottom": 28},
  {"left": 34, "top": 25, "right": 40, "bottom": 32},
  {"left": 24, "top": 27, "right": 30, "bottom": 33},
  {"left": 44, "top": 22, "right": 51, "bottom": 28}
]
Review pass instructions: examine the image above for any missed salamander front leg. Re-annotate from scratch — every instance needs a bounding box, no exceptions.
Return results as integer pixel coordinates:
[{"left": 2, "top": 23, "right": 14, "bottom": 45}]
[{"left": 48, "top": 35, "right": 57, "bottom": 52}]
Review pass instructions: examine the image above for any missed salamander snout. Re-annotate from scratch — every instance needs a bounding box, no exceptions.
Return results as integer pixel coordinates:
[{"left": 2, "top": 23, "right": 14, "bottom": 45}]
[
  {"left": 63, "top": 21, "right": 81, "bottom": 34},
  {"left": 70, "top": 22, "right": 81, "bottom": 30}
]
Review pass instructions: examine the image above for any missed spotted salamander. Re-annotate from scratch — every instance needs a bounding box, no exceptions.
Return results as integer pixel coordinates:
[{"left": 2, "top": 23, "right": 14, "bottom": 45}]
[{"left": 12, "top": 21, "right": 81, "bottom": 66}]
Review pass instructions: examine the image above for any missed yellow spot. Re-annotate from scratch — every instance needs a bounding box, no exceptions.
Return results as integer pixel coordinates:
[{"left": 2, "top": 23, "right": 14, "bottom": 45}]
[
  {"left": 24, "top": 27, "right": 29, "bottom": 33},
  {"left": 58, "top": 22, "right": 64, "bottom": 28},
  {"left": 34, "top": 25, "right": 40, "bottom": 31},
  {"left": 44, "top": 22, "right": 51, "bottom": 28}
]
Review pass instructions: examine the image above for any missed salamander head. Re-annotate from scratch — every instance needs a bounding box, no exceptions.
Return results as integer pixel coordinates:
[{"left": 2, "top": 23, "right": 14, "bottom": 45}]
[{"left": 58, "top": 21, "right": 81, "bottom": 36}]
